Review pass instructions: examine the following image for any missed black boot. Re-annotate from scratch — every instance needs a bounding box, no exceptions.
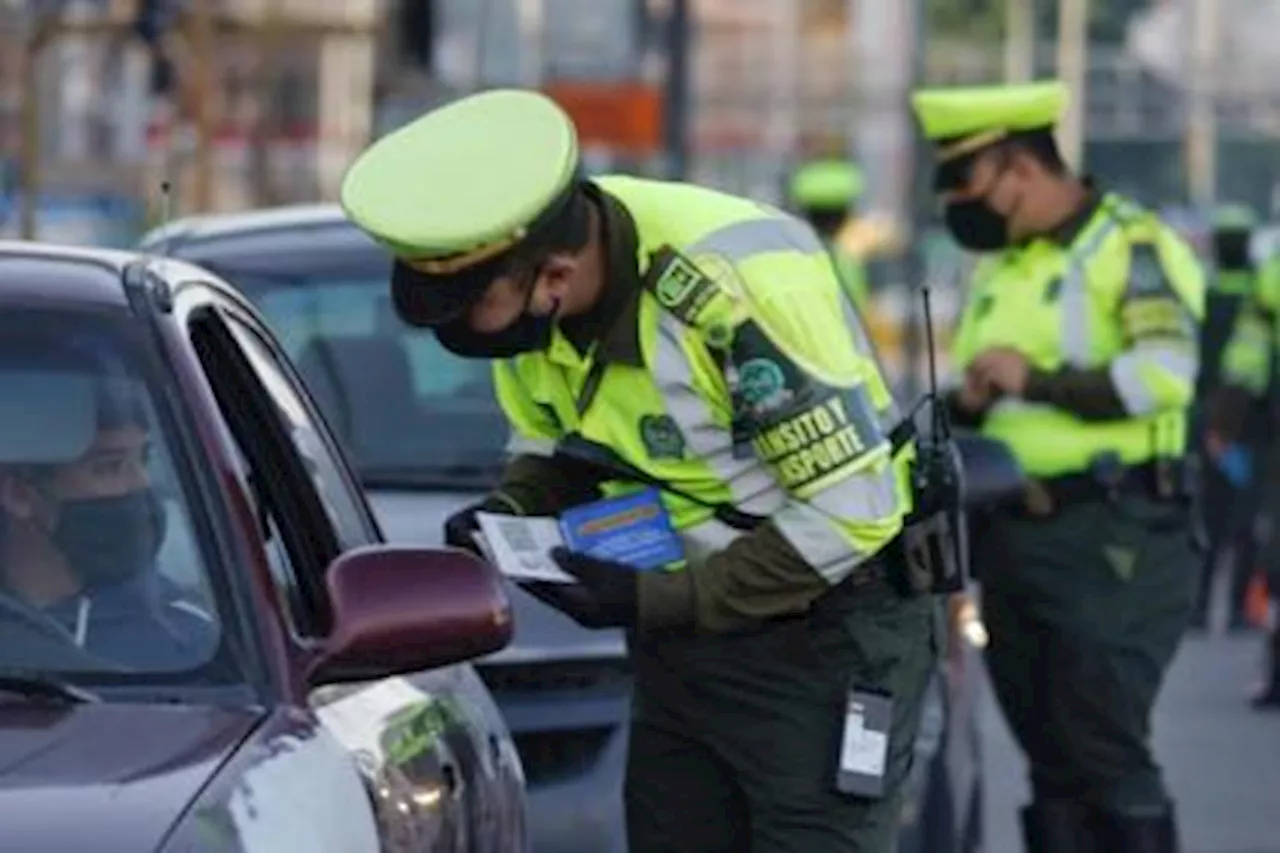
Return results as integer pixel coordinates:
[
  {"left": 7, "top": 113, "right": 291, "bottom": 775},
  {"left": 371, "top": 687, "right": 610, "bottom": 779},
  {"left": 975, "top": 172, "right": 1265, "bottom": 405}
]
[
  {"left": 1093, "top": 804, "right": 1179, "bottom": 853},
  {"left": 1020, "top": 800, "right": 1096, "bottom": 853}
]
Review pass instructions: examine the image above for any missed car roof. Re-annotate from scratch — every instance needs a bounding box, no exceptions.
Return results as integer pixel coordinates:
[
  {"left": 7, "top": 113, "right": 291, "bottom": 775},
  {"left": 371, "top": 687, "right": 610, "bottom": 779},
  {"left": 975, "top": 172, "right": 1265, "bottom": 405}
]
[
  {"left": 142, "top": 203, "right": 351, "bottom": 248},
  {"left": 0, "top": 240, "right": 215, "bottom": 308}
]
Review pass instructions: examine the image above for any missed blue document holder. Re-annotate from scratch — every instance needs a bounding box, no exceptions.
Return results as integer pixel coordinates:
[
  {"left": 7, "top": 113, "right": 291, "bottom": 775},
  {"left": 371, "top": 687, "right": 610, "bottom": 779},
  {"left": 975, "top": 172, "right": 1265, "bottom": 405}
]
[{"left": 558, "top": 488, "right": 684, "bottom": 570}]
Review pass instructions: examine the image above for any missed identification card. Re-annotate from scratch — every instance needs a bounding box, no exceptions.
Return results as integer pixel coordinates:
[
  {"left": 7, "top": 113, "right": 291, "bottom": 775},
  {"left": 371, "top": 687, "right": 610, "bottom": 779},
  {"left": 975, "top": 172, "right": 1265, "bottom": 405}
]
[
  {"left": 834, "top": 688, "right": 893, "bottom": 799},
  {"left": 558, "top": 488, "right": 684, "bottom": 571}
]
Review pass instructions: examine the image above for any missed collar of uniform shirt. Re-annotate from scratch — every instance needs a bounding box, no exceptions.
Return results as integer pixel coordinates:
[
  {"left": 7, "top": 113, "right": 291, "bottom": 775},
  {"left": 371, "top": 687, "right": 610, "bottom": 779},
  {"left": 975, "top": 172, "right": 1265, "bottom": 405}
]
[
  {"left": 1044, "top": 177, "right": 1102, "bottom": 246},
  {"left": 559, "top": 183, "right": 646, "bottom": 366}
]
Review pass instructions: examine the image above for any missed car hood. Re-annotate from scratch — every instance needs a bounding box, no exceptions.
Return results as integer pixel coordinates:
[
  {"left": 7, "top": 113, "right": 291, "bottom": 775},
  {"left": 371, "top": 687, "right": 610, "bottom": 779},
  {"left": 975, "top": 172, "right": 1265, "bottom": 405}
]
[
  {"left": 0, "top": 701, "right": 259, "bottom": 853},
  {"left": 368, "top": 490, "right": 627, "bottom": 664}
]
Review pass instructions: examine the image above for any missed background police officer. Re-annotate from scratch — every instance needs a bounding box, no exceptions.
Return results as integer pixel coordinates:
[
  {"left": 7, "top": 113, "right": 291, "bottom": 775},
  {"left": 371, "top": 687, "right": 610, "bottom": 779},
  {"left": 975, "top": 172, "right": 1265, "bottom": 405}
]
[
  {"left": 1207, "top": 229, "right": 1280, "bottom": 708},
  {"left": 788, "top": 158, "right": 870, "bottom": 310},
  {"left": 912, "top": 80, "right": 1202, "bottom": 852},
  {"left": 1194, "top": 204, "right": 1264, "bottom": 631},
  {"left": 340, "top": 89, "right": 939, "bottom": 853}
]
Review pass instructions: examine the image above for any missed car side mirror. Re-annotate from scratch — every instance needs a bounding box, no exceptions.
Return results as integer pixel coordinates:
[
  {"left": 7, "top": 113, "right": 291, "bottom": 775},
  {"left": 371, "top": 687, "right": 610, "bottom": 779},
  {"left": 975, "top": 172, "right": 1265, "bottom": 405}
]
[
  {"left": 954, "top": 431, "right": 1026, "bottom": 509},
  {"left": 306, "top": 545, "right": 513, "bottom": 686}
]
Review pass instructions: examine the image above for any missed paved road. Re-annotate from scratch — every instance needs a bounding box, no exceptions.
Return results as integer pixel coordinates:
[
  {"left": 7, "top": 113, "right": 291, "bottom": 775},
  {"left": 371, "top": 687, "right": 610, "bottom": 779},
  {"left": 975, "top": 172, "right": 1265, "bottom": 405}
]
[{"left": 981, "top": 631, "right": 1280, "bottom": 852}]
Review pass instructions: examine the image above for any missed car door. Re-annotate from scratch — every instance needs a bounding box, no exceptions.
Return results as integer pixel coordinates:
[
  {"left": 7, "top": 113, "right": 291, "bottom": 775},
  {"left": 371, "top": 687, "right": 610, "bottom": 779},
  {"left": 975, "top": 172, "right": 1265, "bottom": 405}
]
[{"left": 186, "top": 286, "right": 526, "bottom": 853}]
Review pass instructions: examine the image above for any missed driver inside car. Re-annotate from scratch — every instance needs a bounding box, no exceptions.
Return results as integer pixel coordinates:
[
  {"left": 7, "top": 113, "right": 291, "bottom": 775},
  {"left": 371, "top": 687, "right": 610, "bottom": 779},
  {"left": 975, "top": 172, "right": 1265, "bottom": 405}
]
[{"left": 0, "top": 354, "right": 217, "bottom": 670}]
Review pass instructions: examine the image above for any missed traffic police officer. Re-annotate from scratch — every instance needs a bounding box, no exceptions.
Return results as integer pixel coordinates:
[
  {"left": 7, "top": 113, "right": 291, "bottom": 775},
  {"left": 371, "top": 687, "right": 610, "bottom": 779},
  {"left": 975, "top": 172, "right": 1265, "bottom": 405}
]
[
  {"left": 911, "top": 80, "right": 1202, "bottom": 852},
  {"left": 788, "top": 158, "right": 870, "bottom": 309},
  {"left": 340, "top": 89, "right": 942, "bottom": 853},
  {"left": 1208, "top": 232, "right": 1280, "bottom": 707},
  {"left": 1195, "top": 204, "right": 1264, "bottom": 631}
]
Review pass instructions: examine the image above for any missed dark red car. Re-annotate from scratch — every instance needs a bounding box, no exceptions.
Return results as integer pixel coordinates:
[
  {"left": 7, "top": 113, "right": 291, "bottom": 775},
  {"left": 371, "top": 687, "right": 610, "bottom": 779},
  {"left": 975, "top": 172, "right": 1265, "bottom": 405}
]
[{"left": 0, "top": 242, "right": 528, "bottom": 852}]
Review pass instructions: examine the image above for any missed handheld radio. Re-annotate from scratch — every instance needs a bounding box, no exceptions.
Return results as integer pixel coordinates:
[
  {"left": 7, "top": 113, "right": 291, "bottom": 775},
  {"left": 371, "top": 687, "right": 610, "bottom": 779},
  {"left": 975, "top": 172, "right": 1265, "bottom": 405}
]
[{"left": 895, "top": 281, "right": 968, "bottom": 596}]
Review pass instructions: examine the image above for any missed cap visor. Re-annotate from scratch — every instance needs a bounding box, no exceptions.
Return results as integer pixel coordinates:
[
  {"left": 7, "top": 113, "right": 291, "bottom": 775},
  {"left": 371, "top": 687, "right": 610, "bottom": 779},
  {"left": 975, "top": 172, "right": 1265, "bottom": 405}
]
[{"left": 390, "top": 261, "right": 483, "bottom": 327}]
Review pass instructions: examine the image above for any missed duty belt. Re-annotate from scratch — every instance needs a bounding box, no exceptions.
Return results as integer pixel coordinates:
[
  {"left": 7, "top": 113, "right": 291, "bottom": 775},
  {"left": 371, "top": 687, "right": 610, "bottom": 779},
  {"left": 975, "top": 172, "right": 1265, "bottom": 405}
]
[{"left": 1022, "top": 458, "right": 1196, "bottom": 517}]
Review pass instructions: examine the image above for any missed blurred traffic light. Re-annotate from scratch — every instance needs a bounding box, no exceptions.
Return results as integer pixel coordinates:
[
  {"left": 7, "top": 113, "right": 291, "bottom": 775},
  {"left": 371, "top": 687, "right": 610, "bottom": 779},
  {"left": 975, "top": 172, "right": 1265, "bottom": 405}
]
[{"left": 398, "top": 0, "right": 436, "bottom": 69}]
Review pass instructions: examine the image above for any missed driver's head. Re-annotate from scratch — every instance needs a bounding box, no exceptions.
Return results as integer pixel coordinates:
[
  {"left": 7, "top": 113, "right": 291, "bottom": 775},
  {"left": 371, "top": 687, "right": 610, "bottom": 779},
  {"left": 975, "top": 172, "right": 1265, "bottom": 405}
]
[{"left": 0, "top": 371, "right": 162, "bottom": 599}]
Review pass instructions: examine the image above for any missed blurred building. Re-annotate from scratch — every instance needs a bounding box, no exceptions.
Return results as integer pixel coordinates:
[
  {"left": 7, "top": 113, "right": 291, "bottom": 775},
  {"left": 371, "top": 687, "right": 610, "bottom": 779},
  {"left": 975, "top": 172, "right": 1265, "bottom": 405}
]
[{"left": 5, "top": 0, "right": 1280, "bottom": 235}]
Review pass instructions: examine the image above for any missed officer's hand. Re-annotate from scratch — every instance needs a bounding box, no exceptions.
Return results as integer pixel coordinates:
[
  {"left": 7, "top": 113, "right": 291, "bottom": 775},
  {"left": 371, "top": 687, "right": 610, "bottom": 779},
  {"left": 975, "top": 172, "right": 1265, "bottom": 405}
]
[
  {"left": 519, "top": 548, "right": 638, "bottom": 629},
  {"left": 970, "top": 347, "right": 1031, "bottom": 397},
  {"left": 444, "top": 497, "right": 513, "bottom": 556},
  {"left": 957, "top": 368, "right": 994, "bottom": 412}
]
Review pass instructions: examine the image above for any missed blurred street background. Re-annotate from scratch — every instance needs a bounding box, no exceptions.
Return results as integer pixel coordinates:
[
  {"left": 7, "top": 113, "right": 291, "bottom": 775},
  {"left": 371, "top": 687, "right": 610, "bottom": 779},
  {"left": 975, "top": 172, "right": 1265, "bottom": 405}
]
[
  {"left": 3, "top": 2, "right": 1279, "bottom": 846},
  {"left": 10, "top": 1, "right": 1280, "bottom": 392}
]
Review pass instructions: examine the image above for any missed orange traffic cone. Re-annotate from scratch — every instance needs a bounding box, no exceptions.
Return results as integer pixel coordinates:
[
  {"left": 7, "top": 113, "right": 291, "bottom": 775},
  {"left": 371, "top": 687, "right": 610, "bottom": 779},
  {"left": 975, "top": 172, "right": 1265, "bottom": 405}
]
[{"left": 1245, "top": 571, "right": 1271, "bottom": 629}]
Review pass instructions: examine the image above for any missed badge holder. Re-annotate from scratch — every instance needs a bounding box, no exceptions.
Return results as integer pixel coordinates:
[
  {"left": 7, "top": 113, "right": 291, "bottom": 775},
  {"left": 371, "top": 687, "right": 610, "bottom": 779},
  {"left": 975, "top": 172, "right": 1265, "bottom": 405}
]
[{"left": 834, "top": 686, "right": 894, "bottom": 799}]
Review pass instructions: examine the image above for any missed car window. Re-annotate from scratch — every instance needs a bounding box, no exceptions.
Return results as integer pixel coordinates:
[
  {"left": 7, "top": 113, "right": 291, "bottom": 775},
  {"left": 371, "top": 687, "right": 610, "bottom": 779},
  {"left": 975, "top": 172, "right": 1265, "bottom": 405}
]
[
  {"left": 222, "top": 253, "right": 509, "bottom": 489},
  {"left": 0, "top": 308, "right": 222, "bottom": 675},
  {"left": 224, "top": 442, "right": 317, "bottom": 638},
  {"left": 219, "top": 311, "right": 376, "bottom": 551}
]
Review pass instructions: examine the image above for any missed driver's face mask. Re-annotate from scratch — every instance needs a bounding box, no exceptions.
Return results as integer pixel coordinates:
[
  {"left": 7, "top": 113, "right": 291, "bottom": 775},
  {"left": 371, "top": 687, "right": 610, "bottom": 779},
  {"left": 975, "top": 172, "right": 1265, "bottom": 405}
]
[{"left": 39, "top": 485, "right": 167, "bottom": 588}]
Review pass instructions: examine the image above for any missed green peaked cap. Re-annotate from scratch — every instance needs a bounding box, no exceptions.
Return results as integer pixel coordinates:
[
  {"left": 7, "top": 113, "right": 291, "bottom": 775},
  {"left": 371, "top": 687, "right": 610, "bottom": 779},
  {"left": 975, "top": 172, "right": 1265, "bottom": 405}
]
[
  {"left": 340, "top": 88, "right": 580, "bottom": 267},
  {"left": 789, "top": 159, "right": 864, "bottom": 209}
]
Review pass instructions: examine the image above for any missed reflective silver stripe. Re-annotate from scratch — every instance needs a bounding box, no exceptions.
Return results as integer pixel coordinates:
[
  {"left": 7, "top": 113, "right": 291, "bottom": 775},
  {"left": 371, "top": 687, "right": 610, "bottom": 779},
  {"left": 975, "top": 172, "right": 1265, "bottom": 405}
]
[
  {"left": 807, "top": 464, "right": 901, "bottom": 522},
  {"left": 505, "top": 434, "right": 557, "bottom": 457},
  {"left": 653, "top": 312, "right": 783, "bottom": 509},
  {"left": 1060, "top": 217, "right": 1122, "bottom": 365},
  {"left": 680, "top": 517, "right": 749, "bottom": 568},
  {"left": 684, "top": 215, "right": 825, "bottom": 261},
  {"left": 1109, "top": 342, "right": 1197, "bottom": 415},
  {"left": 773, "top": 502, "right": 864, "bottom": 584},
  {"left": 837, "top": 274, "right": 902, "bottom": 427}
]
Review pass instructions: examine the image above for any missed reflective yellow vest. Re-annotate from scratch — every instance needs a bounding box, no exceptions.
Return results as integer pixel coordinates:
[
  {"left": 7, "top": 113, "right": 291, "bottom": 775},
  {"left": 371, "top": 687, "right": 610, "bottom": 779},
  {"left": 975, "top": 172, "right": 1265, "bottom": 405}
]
[
  {"left": 950, "top": 194, "right": 1205, "bottom": 478},
  {"left": 492, "top": 175, "right": 913, "bottom": 581},
  {"left": 1221, "top": 256, "right": 1280, "bottom": 396}
]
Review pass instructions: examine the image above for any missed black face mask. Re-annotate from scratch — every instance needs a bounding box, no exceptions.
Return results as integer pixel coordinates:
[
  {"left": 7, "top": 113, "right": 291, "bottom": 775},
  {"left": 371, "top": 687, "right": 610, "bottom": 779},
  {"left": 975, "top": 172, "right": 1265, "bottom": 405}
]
[
  {"left": 1213, "top": 232, "right": 1252, "bottom": 271},
  {"left": 435, "top": 309, "right": 557, "bottom": 358},
  {"left": 52, "top": 488, "right": 166, "bottom": 588},
  {"left": 944, "top": 197, "right": 1011, "bottom": 252}
]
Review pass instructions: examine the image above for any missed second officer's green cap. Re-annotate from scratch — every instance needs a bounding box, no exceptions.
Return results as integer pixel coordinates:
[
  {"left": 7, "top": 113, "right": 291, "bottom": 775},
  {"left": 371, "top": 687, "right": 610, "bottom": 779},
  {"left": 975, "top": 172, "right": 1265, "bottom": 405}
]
[
  {"left": 340, "top": 88, "right": 581, "bottom": 326},
  {"left": 789, "top": 160, "right": 864, "bottom": 210},
  {"left": 1212, "top": 203, "right": 1258, "bottom": 231},
  {"left": 910, "top": 80, "right": 1069, "bottom": 189}
]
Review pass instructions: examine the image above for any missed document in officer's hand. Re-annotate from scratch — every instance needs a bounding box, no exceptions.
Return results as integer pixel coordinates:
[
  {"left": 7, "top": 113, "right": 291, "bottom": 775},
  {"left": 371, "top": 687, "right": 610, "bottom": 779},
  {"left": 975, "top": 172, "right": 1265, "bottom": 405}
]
[
  {"left": 473, "top": 513, "right": 575, "bottom": 584},
  {"left": 474, "top": 488, "right": 684, "bottom": 584}
]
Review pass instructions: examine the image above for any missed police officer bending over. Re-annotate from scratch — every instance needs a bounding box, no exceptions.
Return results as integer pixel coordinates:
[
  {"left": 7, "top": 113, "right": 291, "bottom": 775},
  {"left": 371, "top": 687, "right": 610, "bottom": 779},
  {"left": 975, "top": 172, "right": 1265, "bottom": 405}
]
[
  {"left": 911, "top": 81, "right": 1202, "bottom": 852},
  {"left": 340, "top": 90, "right": 949, "bottom": 853}
]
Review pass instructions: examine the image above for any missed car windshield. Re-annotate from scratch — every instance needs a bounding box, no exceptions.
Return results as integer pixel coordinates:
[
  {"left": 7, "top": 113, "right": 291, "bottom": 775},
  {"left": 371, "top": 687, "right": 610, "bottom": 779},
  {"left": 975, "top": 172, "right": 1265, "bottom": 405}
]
[
  {"left": 208, "top": 244, "right": 509, "bottom": 490},
  {"left": 0, "top": 306, "right": 224, "bottom": 678}
]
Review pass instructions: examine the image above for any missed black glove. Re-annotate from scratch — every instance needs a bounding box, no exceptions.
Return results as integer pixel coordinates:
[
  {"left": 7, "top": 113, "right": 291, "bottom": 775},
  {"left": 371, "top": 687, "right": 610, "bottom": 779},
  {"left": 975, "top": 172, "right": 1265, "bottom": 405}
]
[
  {"left": 520, "top": 548, "right": 638, "bottom": 629},
  {"left": 443, "top": 496, "right": 514, "bottom": 555}
]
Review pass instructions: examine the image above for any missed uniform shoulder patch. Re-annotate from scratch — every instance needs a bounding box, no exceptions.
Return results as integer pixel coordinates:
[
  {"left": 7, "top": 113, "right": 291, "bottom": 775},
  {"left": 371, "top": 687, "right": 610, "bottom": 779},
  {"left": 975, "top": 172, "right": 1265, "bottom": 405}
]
[{"left": 644, "top": 245, "right": 738, "bottom": 349}]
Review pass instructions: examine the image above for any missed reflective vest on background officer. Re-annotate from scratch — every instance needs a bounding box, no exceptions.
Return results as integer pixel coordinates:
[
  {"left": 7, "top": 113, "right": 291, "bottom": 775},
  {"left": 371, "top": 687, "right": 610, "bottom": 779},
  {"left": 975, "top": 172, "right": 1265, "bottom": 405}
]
[
  {"left": 1208, "top": 240, "right": 1280, "bottom": 708},
  {"left": 340, "top": 89, "right": 948, "bottom": 853},
  {"left": 788, "top": 158, "right": 871, "bottom": 310},
  {"left": 1193, "top": 204, "right": 1265, "bottom": 632},
  {"left": 912, "top": 80, "right": 1203, "bottom": 853}
]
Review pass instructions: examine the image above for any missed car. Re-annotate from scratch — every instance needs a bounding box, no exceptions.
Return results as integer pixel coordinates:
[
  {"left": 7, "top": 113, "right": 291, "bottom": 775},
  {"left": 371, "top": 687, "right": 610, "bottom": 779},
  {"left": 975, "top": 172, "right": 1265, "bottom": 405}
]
[
  {"left": 0, "top": 242, "right": 528, "bottom": 853},
  {"left": 141, "top": 203, "right": 990, "bottom": 853}
]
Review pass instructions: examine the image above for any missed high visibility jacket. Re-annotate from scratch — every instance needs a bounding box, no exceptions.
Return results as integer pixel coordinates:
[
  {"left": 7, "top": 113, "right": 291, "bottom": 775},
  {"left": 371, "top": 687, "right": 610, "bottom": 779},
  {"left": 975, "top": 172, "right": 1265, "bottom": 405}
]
[
  {"left": 492, "top": 176, "right": 913, "bottom": 618},
  {"left": 1220, "top": 257, "right": 1280, "bottom": 396},
  {"left": 951, "top": 193, "right": 1205, "bottom": 478},
  {"left": 828, "top": 242, "right": 870, "bottom": 312}
]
